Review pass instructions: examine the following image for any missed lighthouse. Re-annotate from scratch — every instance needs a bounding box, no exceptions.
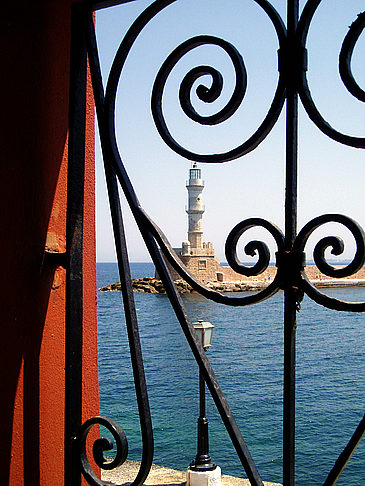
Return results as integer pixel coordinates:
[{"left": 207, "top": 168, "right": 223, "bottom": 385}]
[
  {"left": 158, "top": 161, "right": 273, "bottom": 284},
  {"left": 186, "top": 162, "right": 204, "bottom": 249},
  {"left": 157, "top": 162, "right": 275, "bottom": 284},
  {"left": 158, "top": 161, "right": 222, "bottom": 283}
]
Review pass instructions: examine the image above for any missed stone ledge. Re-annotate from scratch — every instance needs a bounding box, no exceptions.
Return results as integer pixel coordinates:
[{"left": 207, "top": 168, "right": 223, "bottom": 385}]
[{"left": 101, "top": 460, "right": 282, "bottom": 486}]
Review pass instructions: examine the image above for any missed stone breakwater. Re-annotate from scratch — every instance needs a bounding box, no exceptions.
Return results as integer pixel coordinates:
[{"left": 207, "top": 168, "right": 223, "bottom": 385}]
[{"left": 99, "top": 266, "right": 365, "bottom": 294}]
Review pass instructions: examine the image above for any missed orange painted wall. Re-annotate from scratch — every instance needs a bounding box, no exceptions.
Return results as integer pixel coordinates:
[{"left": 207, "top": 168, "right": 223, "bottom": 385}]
[{"left": 0, "top": 1, "right": 98, "bottom": 484}]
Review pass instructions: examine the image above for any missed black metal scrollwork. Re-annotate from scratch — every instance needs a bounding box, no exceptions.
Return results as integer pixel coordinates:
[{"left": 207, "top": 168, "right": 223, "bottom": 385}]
[
  {"left": 78, "top": 416, "right": 128, "bottom": 486},
  {"left": 151, "top": 1, "right": 287, "bottom": 162},
  {"left": 339, "top": 11, "right": 365, "bottom": 103},
  {"left": 178, "top": 37, "right": 247, "bottom": 125},
  {"left": 80, "top": 1, "right": 365, "bottom": 485},
  {"left": 152, "top": 35, "right": 248, "bottom": 154},
  {"left": 298, "top": 1, "right": 365, "bottom": 148},
  {"left": 294, "top": 214, "right": 365, "bottom": 311},
  {"left": 225, "top": 218, "right": 284, "bottom": 276}
]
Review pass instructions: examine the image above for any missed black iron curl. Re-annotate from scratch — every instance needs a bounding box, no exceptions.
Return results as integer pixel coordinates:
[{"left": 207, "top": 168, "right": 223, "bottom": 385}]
[
  {"left": 152, "top": 35, "right": 247, "bottom": 154},
  {"left": 151, "top": 32, "right": 286, "bottom": 162},
  {"left": 78, "top": 416, "right": 128, "bottom": 486},
  {"left": 179, "top": 63, "right": 241, "bottom": 125},
  {"left": 104, "top": 0, "right": 286, "bottom": 164},
  {"left": 294, "top": 214, "right": 365, "bottom": 278},
  {"left": 293, "top": 215, "right": 365, "bottom": 311},
  {"left": 175, "top": 38, "right": 247, "bottom": 126},
  {"left": 298, "top": 2, "right": 365, "bottom": 148},
  {"left": 312, "top": 235, "right": 346, "bottom": 277},
  {"left": 339, "top": 12, "right": 365, "bottom": 103},
  {"left": 225, "top": 218, "right": 285, "bottom": 277}
]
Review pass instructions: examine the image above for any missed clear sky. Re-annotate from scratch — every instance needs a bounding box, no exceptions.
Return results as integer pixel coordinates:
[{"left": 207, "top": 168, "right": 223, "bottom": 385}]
[{"left": 95, "top": 0, "right": 364, "bottom": 263}]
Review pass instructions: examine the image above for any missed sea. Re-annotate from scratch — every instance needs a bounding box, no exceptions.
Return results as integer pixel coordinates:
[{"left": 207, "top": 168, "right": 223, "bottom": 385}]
[{"left": 97, "top": 262, "right": 364, "bottom": 485}]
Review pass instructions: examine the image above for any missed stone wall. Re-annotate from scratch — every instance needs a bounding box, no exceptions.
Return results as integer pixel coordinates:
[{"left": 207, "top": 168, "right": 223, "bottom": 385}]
[
  {"left": 220, "top": 264, "right": 277, "bottom": 283},
  {"left": 179, "top": 254, "right": 223, "bottom": 283},
  {"left": 177, "top": 251, "right": 277, "bottom": 284},
  {"left": 157, "top": 247, "right": 365, "bottom": 285}
]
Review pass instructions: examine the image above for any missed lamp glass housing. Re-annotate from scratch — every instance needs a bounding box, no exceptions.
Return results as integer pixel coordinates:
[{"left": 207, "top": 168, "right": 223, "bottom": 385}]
[{"left": 193, "top": 320, "right": 214, "bottom": 349}]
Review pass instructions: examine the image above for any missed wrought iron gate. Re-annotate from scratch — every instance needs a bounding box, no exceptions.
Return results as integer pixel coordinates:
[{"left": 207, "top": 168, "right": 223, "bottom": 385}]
[{"left": 67, "top": 1, "right": 364, "bottom": 485}]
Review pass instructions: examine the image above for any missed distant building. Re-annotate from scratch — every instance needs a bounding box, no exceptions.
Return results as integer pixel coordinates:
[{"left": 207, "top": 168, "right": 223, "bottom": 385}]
[{"left": 162, "top": 163, "right": 254, "bottom": 283}]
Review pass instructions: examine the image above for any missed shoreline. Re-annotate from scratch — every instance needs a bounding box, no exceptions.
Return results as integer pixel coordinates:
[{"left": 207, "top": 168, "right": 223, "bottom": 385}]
[{"left": 99, "top": 265, "right": 365, "bottom": 293}]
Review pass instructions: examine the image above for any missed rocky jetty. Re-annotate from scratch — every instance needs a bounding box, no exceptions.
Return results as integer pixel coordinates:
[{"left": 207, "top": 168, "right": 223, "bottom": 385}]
[
  {"left": 100, "top": 277, "right": 194, "bottom": 294},
  {"left": 99, "top": 268, "right": 365, "bottom": 294},
  {"left": 100, "top": 277, "right": 276, "bottom": 294}
]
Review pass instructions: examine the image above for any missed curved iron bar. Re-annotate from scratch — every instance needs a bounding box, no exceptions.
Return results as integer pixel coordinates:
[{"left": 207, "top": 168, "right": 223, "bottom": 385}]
[
  {"left": 225, "top": 218, "right": 285, "bottom": 276},
  {"left": 136, "top": 224, "right": 264, "bottom": 486},
  {"left": 105, "top": 0, "right": 177, "bottom": 173},
  {"left": 297, "top": 0, "right": 365, "bottom": 148},
  {"left": 176, "top": 38, "right": 248, "bottom": 125},
  {"left": 80, "top": 13, "right": 154, "bottom": 486},
  {"left": 78, "top": 416, "right": 128, "bottom": 486},
  {"left": 104, "top": 0, "right": 287, "bottom": 164},
  {"left": 322, "top": 414, "right": 365, "bottom": 486},
  {"left": 293, "top": 214, "right": 365, "bottom": 312},
  {"left": 143, "top": 211, "right": 283, "bottom": 306},
  {"left": 339, "top": 11, "right": 365, "bottom": 103},
  {"left": 151, "top": 6, "right": 286, "bottom": 162}
]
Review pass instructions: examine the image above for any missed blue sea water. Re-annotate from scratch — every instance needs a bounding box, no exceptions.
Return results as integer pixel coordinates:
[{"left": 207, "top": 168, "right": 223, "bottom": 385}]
[{"left": 97, "top": 262, "right": 364, "bottom": 485}]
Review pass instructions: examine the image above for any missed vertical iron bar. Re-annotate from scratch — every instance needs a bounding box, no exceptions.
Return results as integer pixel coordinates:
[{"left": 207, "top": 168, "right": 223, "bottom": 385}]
[
  {"left": 283, "top": 298, "right": 297, "bottom": 486},
  {"left": 86, "top": 14, "right": 154, "bottom": 484},
  {"left": 285, "top": 0, "right": 299, "bottom": 246},
  {"left": 104, "top": 163, "right": 154, "bottom": 486},
  {"left": 65, "top": 3, "right": 87, "bottom": 485},
  {"left": 283, "top": 1, "right": 299, "bottom": 486}
]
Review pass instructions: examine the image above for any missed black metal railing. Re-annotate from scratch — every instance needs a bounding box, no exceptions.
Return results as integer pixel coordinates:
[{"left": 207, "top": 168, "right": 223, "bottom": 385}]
[{"left": 67, "top": 1, "right": 364, "bottom": 485}]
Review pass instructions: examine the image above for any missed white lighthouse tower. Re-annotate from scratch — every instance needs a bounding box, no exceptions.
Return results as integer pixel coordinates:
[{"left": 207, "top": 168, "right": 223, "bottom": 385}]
[
  {"left": 156, "top": 161, "right": 273, "bottom": 284},
  {"left": 160, "top": 161, "right": 219, "bottom": 283},
  {"left": 186, "top": 162, "right": 204, "bottom": 249}
]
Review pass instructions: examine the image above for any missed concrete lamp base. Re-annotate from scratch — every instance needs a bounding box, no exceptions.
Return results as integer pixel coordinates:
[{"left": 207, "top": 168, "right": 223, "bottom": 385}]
[{"left": 187, "top": 466, "right": 222, "bottom": 486}]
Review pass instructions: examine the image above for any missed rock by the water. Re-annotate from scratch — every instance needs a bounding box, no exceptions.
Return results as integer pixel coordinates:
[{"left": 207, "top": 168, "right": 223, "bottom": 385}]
[
  {"left": 98, "top": 277, "right": 267, "bottom": 293},
  {"left": 99, "top": 267, "right": 365, "bottom": 294},
  {"left": 99, "top": 277, "right": 194, "bottom": 294}
]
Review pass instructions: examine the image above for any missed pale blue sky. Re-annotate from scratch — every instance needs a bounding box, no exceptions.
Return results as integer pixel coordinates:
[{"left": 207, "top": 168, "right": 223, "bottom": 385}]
[{"left": 95, "top": 0, "right": 364, "bottom": 263}]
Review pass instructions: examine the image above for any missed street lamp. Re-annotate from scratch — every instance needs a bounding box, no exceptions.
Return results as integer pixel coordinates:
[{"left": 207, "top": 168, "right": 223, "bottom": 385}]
[
  {"left": 189, "top": 320, "right": 217, "bottom": 473},
  {"left": 193, "top": 320, "right": 214, "bottom": 350}
]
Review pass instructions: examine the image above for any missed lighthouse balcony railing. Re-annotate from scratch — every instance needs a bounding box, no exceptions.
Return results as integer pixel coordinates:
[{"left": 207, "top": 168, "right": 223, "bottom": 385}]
[
  {"left": 185, "top": 204, "right": 205, "bottom": 213},
  {"left": 186, "top": 179, "right": 205, "bottom": 187}
]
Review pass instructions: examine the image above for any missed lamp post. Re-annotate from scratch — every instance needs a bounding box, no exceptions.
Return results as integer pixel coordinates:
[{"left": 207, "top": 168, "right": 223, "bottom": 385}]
[{"left": 189, "top": 320, "right": 217, "bottom": 473}]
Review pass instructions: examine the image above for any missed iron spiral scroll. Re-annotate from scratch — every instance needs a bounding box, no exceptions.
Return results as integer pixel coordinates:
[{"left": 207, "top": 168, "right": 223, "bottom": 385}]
[
  {"left": 78, "top": 1, "right": 365, "bottom": 485},
  {"left": 77, "top": 417, "right": 129, "bottom": 486}
]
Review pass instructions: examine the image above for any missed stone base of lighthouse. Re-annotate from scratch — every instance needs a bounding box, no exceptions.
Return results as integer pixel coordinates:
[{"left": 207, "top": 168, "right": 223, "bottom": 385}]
[
  {"left": 159, "top": 242, "right": 249, "bottom": 284},
  {"left": 178, "top": 245, "right": 224, "bottom": 284}
]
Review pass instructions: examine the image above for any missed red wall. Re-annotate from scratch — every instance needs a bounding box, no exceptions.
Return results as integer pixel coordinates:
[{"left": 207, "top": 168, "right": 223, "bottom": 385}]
[{"left": 0, "top": 1, "right": 98, "bottom": 484}]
